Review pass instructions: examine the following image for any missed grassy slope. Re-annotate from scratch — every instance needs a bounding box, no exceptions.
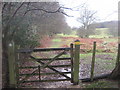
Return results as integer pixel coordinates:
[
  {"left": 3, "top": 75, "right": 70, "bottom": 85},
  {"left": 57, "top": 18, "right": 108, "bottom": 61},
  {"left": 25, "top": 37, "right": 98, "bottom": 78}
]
[{"left": 89, "top": 28, "right": 112, "bottom": 38}]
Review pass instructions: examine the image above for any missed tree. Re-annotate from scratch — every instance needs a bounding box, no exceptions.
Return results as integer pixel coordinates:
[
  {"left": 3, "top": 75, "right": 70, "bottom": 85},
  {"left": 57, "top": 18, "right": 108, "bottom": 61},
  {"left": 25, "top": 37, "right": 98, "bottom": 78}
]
[
  {"left": 20, "top": 2, "right": 71, "bottom": 36},
  {"left": 110, "top": 63, "right": 120, "bottom": 79},
  {"left": 77, "top": 5, "right": 97, "bottom": 37},
  {"left": 2, "top": 2, "right": 72, "bottom": 87},
  {"left": 110, "top": 44, "right": 120, "bottom": 80},
  {"left": 109, "top": 44, "right": 120, "bottom": 88},
  {"left": 109, "top": 3, "right": 120, "bottom": 86}
]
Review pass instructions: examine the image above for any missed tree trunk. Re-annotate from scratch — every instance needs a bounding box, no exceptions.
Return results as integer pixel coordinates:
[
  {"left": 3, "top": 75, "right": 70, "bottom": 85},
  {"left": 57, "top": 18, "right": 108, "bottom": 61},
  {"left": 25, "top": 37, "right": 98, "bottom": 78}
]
[
  {"left": 2, "top": 3, "right": 12, "bottom": 88},
  {"left": 110, "top": 63, "right": 120, "bottom": 79},
  {"left": 2, "top": 37, "right": 10, "bottom": 88},
  {"left": 110, "top": 63, "right": 120, "bottom": 88},
  {"left": 110, "top": 44, "right": 120, "bottom": 79}
]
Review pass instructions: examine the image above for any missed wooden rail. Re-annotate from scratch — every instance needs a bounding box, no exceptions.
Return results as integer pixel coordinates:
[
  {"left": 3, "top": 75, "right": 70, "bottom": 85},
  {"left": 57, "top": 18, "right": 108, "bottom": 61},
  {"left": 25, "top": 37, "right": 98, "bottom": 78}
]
[
  {"left": 19, "top": 65, "right": 71, "bottom": 69},
  {"left": 20, "top": 79, "right": 71, "bottom": 83},
  {"left": 17, "top": 47, "right": 71, "bottom": 53},
  {"left": 19, "top": 72, "right": 71, "bottom": 76},
  {"left": 34, "top": 57, "right": 71, "bottom": 61}
]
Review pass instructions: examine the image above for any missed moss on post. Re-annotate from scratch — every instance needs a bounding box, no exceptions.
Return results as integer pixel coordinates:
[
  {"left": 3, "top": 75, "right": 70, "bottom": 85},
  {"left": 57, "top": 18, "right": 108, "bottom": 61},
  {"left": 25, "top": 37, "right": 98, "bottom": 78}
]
[{"left": 8, "top": 41, "right": 17, "bottom": 87}]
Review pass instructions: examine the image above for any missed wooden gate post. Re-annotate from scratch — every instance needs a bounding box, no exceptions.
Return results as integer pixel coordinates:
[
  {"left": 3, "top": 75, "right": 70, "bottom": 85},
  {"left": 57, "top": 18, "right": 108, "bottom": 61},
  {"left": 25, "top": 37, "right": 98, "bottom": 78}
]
[
  {"left": 90, "top": 41, "right": 96, "bottom": 81},
  {"left": 73, "top": 40, "right": 80, "bottom": 85},
  {"left": 8, "top": 41, "right": 17, "bottom": 87},
  {"left": 116, "top": 44, "right": 120, "bottom": 66}
]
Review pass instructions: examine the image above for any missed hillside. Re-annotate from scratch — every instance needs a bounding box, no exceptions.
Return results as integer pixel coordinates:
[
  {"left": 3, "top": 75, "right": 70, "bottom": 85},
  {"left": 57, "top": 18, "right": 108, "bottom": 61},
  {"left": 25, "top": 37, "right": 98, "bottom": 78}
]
[
  {"left": 95, "top": 21, "right": 118, "bottom": 28},
  {"left": 89, "top": 21, "right": 118, "bottom": 38}
]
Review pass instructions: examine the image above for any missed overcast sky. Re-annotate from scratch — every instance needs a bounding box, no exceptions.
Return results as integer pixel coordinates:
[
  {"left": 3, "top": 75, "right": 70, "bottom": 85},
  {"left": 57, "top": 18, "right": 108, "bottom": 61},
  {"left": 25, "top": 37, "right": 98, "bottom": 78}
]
[{"left": 59, "top": 0, "right": 119, "bottom": 28}]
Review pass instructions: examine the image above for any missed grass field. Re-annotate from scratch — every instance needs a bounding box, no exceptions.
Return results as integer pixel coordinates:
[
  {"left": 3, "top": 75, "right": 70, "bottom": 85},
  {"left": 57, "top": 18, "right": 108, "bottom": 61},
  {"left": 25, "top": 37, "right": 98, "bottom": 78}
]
[
  {"left": 35, "top": 29, "right": 118, "bottom": 88},
  {"left": 89, "top": 28, "right": 113, "bottom": 38},
  {"left": 80, "top": 52, "right": 116, "bottom": 72},
  {"left": 38, "top": 30, "right": 118, "bottom": 78},
  {"left": 57, "top": 31, "right": 78, "bottom": 37}
]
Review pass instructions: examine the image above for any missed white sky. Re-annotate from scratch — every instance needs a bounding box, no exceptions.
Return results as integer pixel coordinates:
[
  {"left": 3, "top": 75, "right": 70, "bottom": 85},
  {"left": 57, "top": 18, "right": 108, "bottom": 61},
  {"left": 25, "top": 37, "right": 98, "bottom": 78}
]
[{"left": 59, "top": 0, "right": 119, "bottom": 28}]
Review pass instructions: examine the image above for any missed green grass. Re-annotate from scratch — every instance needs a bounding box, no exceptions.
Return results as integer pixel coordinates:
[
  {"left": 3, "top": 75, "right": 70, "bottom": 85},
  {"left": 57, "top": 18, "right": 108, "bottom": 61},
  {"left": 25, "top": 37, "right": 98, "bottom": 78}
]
[
  {"left": 80, "top": 53, "right": 92, "bottom": 59},
  {"left": 51, "top": 38, "right": 62, "bottom": 47},
  {"left": 89, "top": 35, "right": 111, "bottom": 38},
  {"left": 52, "top": 38, "right": 61, "bottom": 42},
  {"left": 103, "top": 38, "right": 118, "bottom": 43},
  {"left": 96, "top": 28, "right": 109, "bottom": 30},
  {"left": 80, "top": 52, "right": 117, "bottom": 71},
  {"left": 57, "top": 34, "right": 78, "bottom": 37},
  {"left": 57, "top": 31, "right": 78, "bottom": 37},
  {"left": 95, "top": 53, "right": 116, "bottom": 70},
  {"left": 50, "top": 35, "right": 75, "bottom": 48},
  {"left": 84, "top": 80, "right": 118, "bottom": 88},
  {"left": 51, "top": 43, "right": 61, "bottom": 48},
  {"left": 89, "top": 28, "right": 112, "bottom": 38},
  {"left": 96, "top": 58, "right": 115, "bottom": 70}
]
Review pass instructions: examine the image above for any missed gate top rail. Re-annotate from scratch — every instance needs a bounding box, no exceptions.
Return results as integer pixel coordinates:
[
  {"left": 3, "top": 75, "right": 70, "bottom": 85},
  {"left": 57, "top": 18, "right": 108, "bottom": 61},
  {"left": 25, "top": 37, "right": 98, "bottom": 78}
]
[{"left": 17, "top": 47, "right": 71, "bottom": 53}]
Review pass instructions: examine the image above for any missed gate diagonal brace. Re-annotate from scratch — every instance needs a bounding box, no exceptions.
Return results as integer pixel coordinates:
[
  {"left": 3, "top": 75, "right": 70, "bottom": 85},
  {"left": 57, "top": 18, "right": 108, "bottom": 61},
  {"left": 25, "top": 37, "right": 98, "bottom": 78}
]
[
  {"left": 30, "top": 56, "right": 71, "bottom": 79},
  {"left": 19, "top": 51, "right": 70, "bottom": 83},
  {"left": 40, "top": 51, "right": 66, "bottom": 69},
  {"left": 19, "top": 68, "right": 38, "bottom": 84}
]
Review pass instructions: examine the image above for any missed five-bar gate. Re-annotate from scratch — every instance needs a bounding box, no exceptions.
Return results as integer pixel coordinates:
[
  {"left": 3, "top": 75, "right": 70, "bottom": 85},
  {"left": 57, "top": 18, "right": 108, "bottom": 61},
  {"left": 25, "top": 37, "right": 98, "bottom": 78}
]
[{"left": 8, "top": 40, "right": 80, "bottom": 87}]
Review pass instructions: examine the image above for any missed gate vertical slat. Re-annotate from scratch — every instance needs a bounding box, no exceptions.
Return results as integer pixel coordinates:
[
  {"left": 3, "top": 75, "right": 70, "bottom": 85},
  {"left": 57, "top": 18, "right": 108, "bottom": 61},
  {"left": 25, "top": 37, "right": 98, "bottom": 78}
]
[
  {"left": 70, "top": 43, "right": 74, "bottom": 83},
  {"left": 38, "top": 65, "right": 41, "bottom": 81}
]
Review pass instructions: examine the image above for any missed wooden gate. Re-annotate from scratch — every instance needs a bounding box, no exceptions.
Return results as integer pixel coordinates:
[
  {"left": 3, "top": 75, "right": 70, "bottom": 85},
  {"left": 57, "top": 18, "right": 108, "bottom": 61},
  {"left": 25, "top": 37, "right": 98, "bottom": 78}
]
[{"left": 8, "top": 40, "right": 80, "bottom": 87}]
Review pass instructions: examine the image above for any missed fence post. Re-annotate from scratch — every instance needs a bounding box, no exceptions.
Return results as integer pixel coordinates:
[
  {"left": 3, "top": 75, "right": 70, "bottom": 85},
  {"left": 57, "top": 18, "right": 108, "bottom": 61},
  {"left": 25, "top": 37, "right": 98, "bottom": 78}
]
[
  {"left": 8, "top": 41, "right": 17, "bottom": 87},
  {"left": 116, "top": 44, "right": 120, "bottom": 66},
  {"left": 90, "top": 41, "right": 96, "bottom": 81},
  {"left": 73, "top": 40, "right": 80, "bottom": 85},
  {"left": 70, "top": 43, "right": 74, "bottom": 83},
  {"left": 15, "top": 45, "right": 20, "bottom": 87}
]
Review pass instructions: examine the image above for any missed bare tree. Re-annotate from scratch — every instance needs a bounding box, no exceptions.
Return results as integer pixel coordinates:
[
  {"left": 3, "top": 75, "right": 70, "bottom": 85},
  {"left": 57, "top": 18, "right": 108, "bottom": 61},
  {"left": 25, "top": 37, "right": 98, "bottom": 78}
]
[
  {"left": 77, "top": 5, "right": 97, "bottom": 37},
  {"left": 77, "top": 5, "right": 97, "bottom": 30},
  {"left": 2, "top": 2, "right": 72, "bottom": 88}
]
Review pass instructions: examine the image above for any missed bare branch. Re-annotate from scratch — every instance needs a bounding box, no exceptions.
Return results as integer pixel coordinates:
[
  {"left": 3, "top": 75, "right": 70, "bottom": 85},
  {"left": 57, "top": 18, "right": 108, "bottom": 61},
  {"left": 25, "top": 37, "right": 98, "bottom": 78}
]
[
  {"left": 23, "top": 6, "right": 73, "bottom": 17},
  {"left": 23, "top": 7, "right": 60, "bottom": 15},
  {"left": 3, "top": 2, "right": 25, "bottom": 38},
  {"left": 2, "top": 3, "right": 7, "bottom": 13},
  {"left": 8, "top": 2, "right": 25, "bottom": 23},
  {"left": 59, "top": 11, "right": 73, "bottom": 17},
  {"left": 60, "top": 7, "right": 73, "bottom": 10}
]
